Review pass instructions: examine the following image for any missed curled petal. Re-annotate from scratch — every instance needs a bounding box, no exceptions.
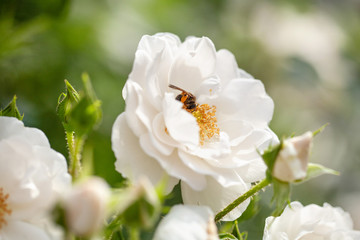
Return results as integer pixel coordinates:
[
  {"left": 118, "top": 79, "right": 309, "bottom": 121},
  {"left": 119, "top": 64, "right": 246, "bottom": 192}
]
[
  {"left": 178, "top": 150, "right": 246, "bottom": 188},
  {"left": 216, "top": 78, "right": 274, "bottom": 127},
  {"left": 112, "top": 114, "right": 177, "bottom": 192},
  {"left": 215, "top": 49, "right": 241, "bottom": 84},
  {"left": 169, "top": 37, "right": 217, "bottom": 93},
  {"left": 163, "top": 93, "right": 199, "bottom": 146},
  {"left": 140, "top": 133, "right": 206, "bottom": 191}
]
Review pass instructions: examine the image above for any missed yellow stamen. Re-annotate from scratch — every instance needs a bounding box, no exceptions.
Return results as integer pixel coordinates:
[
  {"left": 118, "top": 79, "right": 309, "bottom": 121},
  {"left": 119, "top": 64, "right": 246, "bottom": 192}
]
[
  {"left": 189, "top": 104, "right": 220, "bottom": 145},
  {"left": 0, "top": 188, "right": 11, "bottom": 229}
]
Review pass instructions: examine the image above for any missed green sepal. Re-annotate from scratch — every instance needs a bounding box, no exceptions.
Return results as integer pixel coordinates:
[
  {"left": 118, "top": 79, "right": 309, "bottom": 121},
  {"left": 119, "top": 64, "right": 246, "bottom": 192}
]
[
  {"left": 294, "top": 163, "right": 339, "bottom": 184},
  {"left": 56, "top": 80, "right": 80, "bottom": 132},
  {"left": 261, "top": 141, "right": 283, "bottom": 180},
  {"left": 0, "top": 95, "right": 23, "bottom": 120},
  {"left": 271, "top": 178, "right": 291, "bottom": 216},
  {"left": 313, "top": 123, "right": 329, "bottom": 137},
  {"left": 67, "top": 97, "right": 101, "bottom": 137}
]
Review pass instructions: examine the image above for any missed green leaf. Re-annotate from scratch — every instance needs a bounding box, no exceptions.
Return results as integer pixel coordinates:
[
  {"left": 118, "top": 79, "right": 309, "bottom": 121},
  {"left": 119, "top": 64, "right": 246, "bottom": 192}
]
[
  {"left": 271, "top": 178, "right": 291, "bottom": 216},
  {"left": 294, "top": 163, "right": 339, "bottom": 184},
  {"left": 0, "top": 95, "right": 23, "bottom": 120}
]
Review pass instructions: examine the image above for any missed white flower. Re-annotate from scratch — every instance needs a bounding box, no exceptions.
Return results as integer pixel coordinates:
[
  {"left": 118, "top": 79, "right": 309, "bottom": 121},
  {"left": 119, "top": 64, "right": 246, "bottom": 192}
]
[
  {"left": 0, "top": 116, "right": 71, "bottom": 239},
  {"left": 153, "top": 205, "right": 219, "bottom": 240},
  {"left": 263, "top": 201, "right": 360, "bottom": 240},
  {"left": 64, "top": 177, "right": 110, "bottom": 237},
  {"left": 112, "top": 33, "right": 278, "bottom": 221},
  {"left": 273, "top": 131, "right": 313, "bottom": 182}
]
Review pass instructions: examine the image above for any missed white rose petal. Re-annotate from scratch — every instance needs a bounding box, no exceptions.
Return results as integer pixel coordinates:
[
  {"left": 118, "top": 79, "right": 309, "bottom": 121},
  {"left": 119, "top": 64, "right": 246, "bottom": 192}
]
[
  {"left": 112, "top": 33, "right": 278, "bottom": 220},
  {"left": 273, "top": 131, "right": 313, "bottom": 182},
  {"left": 263, "top": 201, "right": 360, "bottom": 240},
  {"left": 153, "top": 205, "right": 219, "bottom": 240},
  {"left": 0, "top": 116, "right": 71, "bottom": 239}
]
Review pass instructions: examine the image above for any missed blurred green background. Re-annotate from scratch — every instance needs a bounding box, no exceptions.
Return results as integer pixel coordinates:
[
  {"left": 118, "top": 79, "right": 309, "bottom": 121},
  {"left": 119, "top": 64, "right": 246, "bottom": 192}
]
[{"left": 1, "top": 0, "right": 359, "bottom": 238}]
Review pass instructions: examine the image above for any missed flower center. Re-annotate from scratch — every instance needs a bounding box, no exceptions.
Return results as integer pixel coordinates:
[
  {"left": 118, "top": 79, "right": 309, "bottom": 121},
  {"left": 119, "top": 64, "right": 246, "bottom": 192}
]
[
  {"left": 0, "top": 188, "right": 12, "bottom": 230},
  {"left": 188, "top": 104, "right": 220, "bottom": 145}
]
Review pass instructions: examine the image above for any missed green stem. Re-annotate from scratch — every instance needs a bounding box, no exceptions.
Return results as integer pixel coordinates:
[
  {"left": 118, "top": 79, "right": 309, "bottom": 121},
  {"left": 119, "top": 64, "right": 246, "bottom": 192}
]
[
  {"left": 215, "top": 178, "right": 270, "bottom": 222},
  {"left": 66, "top": 131, "right": 85, "bottom": 181},
  {"left": 234, "top": 220, "right": 241, "bottom": 239},
  {"left": 66, "top": 131, "right": 75, "bottom": 175}
]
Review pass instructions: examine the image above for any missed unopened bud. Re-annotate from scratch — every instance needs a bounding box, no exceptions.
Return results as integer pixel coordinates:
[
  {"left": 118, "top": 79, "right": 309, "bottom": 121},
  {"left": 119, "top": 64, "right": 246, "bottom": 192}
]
[
  {"left": 65, "top": 177, "right": 110, "bottom": 237},
  {"left": 273, "top": 131, "right": 313, "bottom": 182}
]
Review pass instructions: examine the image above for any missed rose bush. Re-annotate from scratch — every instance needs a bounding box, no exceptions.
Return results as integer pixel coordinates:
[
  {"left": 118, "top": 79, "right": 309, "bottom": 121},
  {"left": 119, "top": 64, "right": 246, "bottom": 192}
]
[
  {"left": 263, "top": 201, "right": 360, "bottom": 239},
  {"left": 0, "top": 116, "right": 71, "bottom": 239},
  {"left": 112, "top": 33, "right": 278, "bottom": 220}
]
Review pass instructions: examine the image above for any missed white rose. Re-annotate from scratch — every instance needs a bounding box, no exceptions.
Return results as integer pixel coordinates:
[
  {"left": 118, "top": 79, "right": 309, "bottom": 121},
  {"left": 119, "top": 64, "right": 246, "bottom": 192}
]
[
  {"left": 273, "top": 131, "right": 313, "bottom": 182},
  {"left": 153, "top": 205, "right": 219, "bottom": 240},
  {"left": 0, "top": 116, "right": 71, "bottom": 239},
  {"left": 112, "top": 33, "right": 278, "bottom": 221},
  {"left": 263, "top": 201, "right": 360, "bottom": 240},
  {"left": 65, "top": 177, "right": 110, "bottom": 237}
]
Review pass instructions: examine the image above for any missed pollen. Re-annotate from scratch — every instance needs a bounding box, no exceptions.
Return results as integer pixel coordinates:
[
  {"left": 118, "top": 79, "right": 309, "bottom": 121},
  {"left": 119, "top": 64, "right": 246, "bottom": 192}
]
[
  {"left": 190, "top": 104, "right": 220, "bottom": 145},
  {"left": 0, "top": 188, "right": 12, "bottom": 229}
]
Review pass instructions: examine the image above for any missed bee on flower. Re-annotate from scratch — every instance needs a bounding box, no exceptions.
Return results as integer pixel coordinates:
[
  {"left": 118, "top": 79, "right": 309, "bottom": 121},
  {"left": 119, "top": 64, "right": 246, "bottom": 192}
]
[{"left": 112, "top": 33, "right": 278, "bottom": 221}]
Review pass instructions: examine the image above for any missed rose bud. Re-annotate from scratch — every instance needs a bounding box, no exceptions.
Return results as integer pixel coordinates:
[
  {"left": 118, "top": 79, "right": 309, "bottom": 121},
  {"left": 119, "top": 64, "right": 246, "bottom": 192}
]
[
  {"left": 273, "top": 131, "right": 313, "bottom": 182},
  {"left": 65, "top": 177, "right": 110, "bottom": 237}
]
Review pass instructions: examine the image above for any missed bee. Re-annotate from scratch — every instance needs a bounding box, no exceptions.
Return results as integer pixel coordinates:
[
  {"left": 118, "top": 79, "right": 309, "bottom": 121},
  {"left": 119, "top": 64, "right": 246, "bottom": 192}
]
[{"left": 169, "top": 84, "right": 197, "bottom": 112}]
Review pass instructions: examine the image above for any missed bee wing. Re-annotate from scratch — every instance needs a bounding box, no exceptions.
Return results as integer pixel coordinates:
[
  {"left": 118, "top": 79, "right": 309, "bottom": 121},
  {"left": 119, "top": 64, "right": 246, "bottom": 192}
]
[
  {"left": 168, "top": 84, "right": 195, "bottom": 98},
  {"left": 168, "top": 84, "right": 186, "bottom": 92}
]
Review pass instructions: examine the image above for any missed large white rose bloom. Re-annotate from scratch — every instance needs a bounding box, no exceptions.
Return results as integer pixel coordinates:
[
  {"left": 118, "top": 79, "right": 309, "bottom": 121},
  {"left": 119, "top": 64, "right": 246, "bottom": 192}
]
[
  {"left": 0, "top": 117, "right": 71, "bottom": 239},
  {"left": 112, "top": 33, "right": 278, "bottom": 221},
  {"left": 263, "top": 201, "right": 360, "bottom": 240}
]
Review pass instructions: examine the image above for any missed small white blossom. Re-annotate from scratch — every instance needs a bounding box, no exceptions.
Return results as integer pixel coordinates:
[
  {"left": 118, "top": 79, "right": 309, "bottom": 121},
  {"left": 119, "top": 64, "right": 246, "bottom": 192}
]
[
  {"left": 112, "top": 33, "right": 278, "bottom": 220},
  {"left": 263, "top": 201, "right": 360, "bottom": 240},
  {"left": 0, "top": 116, "right": 71, "bottom": 239},
  {"left": 153, "top": 205, "right": 219, "bottom": 240},
  {"left": 273, "top": 131, "right": 312, "bottom": 182},
  {"left": 64, "top": 177, "right": 110, "bottom": 237}
]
